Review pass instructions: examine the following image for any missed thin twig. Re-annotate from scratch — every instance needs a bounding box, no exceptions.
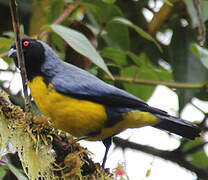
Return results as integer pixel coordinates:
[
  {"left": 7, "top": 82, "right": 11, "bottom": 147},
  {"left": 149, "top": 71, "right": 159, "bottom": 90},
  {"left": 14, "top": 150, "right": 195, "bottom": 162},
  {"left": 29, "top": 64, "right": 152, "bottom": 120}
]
[
  {"left": 190, "top": 100, "right": 206, "bottom": 114},
  {"left": 53, "top": 0, "right": 81, "bottom": 25},
  {"left": 105, "top": 75, "right": 208, "bottom": 89},
  {"left": 1, "top": 0, "right": 82, "bottom": 61},
  {"left": 9, "top": 0, "right": 31, "bottom": 112},
  {"left": 0, "top": 69, "right": 16, "bottom": 73},
  {"left": 38, "top": 0, "right": 81, "bottom": 38},
  {"left": 0, "top": 51, "right": 8, "bottom": 58},
  {"left": 193, "top": 0, "right": 206, "bottom": 46},
  {"left": 113, "top": 137, "right": 208, "bottom": 179}
]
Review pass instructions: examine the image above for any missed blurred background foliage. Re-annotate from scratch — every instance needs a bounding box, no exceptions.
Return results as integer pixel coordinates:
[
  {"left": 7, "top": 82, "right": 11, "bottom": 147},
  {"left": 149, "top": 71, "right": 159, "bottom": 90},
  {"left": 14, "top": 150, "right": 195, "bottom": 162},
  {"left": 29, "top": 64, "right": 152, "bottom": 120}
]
[{"left": 0, "top": 0, "right": 208, "bottom": 179}]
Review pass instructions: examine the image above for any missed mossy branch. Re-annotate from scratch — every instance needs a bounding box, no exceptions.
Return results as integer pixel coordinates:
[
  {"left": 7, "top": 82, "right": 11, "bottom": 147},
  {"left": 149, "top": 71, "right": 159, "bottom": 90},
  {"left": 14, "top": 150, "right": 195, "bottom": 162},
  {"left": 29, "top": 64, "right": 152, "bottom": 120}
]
[{"left": 0, "top": 91, "right": 112, "bottom": 179}]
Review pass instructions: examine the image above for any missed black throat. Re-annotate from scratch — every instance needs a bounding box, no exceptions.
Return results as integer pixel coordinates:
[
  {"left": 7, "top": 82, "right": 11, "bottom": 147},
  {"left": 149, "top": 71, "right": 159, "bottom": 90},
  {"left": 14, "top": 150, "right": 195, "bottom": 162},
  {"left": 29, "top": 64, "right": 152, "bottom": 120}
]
[
  {"left": 26, "top": 53, "right": 44, "bottom": 81},
  {"left": 15, "top": 42, "right": 45, "bottom": 82}
]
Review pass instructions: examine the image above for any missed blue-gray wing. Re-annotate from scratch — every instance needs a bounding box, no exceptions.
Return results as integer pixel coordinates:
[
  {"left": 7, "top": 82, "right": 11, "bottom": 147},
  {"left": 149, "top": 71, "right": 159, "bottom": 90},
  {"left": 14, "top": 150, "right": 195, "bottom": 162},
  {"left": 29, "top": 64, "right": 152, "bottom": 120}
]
[{"left": 51, "top": 64, "right": 167, "bottom": 114}]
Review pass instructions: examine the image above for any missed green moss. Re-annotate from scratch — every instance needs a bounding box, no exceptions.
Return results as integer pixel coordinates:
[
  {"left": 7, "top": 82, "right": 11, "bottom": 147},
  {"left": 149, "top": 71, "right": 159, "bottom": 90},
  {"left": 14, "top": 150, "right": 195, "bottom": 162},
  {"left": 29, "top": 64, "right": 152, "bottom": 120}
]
[{"left": 0, "top": 92, "right": 111, "bottom": 179}]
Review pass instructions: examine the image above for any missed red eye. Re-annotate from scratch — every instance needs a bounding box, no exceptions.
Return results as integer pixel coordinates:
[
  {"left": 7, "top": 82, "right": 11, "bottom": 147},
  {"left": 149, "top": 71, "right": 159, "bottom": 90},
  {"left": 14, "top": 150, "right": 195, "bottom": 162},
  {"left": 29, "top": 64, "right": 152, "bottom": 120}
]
[{"left": 23, "top": 41, "right": 30, "bottom": 47}]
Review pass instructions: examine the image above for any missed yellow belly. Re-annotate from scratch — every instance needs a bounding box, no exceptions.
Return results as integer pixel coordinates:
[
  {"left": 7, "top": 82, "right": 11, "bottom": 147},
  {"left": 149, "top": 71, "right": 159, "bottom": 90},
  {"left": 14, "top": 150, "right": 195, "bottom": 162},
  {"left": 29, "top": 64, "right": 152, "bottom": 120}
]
[
  {"left": 28, "top": 76, "right": 107, "bottom": 138},
  {"left": 28, "top": 76, "right": 160, "bottom": 141}
]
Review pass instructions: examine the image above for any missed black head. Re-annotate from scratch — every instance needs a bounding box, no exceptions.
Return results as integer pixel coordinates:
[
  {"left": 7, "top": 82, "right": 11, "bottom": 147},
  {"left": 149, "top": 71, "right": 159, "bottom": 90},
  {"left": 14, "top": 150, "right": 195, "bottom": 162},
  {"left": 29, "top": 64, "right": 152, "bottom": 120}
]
[{"left": 8, "top": 38, "right": 45, "bottom": 80}]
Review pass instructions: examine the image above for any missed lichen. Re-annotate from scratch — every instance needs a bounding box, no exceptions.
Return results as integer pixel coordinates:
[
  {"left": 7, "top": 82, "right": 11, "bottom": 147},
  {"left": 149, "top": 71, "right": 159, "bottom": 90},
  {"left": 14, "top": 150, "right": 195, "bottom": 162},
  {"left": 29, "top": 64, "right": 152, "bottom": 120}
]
[
  {"left": 0, "top": 114, "right": 10, "bottom": 155},
  {"left": 0, "top": 91, "right": 112, "bottom": 179},
  {"left": 0, "top": 92, "right": 55, "bottom": 179}
]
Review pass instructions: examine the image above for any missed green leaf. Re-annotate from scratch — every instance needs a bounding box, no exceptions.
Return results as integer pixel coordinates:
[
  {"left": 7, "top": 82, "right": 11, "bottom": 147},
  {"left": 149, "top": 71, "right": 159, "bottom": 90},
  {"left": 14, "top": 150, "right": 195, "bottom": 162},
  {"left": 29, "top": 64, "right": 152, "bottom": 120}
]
[
  {"left": 182, "top": 139, "right": 208, "bottom": 168},
  {"left": 169, "top": 26, "right": 207, "bottom": 110},
  {"left": 190, "top": 44, "right": 208, "bottom": 100},
  {"left": 110, "top": 17, "right": 162, "bottom": 52},
  {"left": 164, "top": 0, "right": 173, "bottom": 6},
  {"left": 6, "top": 163, "right": 27, "bottom": 180},
  {"left": 127, "top": 52, "right": 172, "bottom": 81},
  {"left": 49, "top": 24, "right": 113, "bottom": 78},
  {"left": 20, "top": 25, "right": 24, "bottom": 36},
  {"left": 190, "top": 43, "right": 208, "bottom": 69},
  {"left": 155, "top": 68, "right": 173, "bottom": 82},
  {"left": 126, "top": 51, "right": 143, "bottom": 66},
  {"left": 104, "top": 23, "right": 130, "bottom": 50},
  {"left": 81, "top": 2, "right": 101, "bottom": 21},
  {"left": 101, "top": 47, "right": 127, "bottom": 65},
  {"left": 0, "top": 37, "right": 14, "bottom": 64},
  {"left": 82, "top": 0, "right": 130, "bottom": 50},
  {"left": 120, "top": 51, "right": 172, "bottom": 100},
  {"left": 0, "top": 166, "right": 6, "bottom": 179},
  {"left": 102, "top": 0, "right": 116, "bottom": 4},
  {"left": 46, "top": 0, "right": 64, "bottom": 23},
  {"left": 81, "top": 0, "right": 123, "bottom": 22},
  {"left": 0, "top": 37, "right": 14, "bottom": 49},
  {"left": 121, "top": 65, "right": 158, "bottom": 101}
]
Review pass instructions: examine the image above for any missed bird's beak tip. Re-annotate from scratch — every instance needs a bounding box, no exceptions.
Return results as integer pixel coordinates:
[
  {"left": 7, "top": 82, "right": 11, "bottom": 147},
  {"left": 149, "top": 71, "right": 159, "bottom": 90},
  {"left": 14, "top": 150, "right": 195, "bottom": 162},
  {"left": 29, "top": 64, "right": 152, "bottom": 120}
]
[{"left": 8, "top": 48, "right": 17, "bottom": 58}]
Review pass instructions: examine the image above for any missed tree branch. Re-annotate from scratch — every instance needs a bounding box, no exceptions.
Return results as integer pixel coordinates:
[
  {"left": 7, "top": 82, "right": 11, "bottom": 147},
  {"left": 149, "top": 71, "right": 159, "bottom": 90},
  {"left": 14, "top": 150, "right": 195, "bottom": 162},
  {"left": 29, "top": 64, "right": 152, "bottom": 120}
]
[
  {"left": 0, "top": 91, "right": 110, "bottom": 179},
  {"left": 113, "top": 137, "right": 208, "bottom": 180},
  {"left": 0, "top": 51, "right": 8, "bottom": 58},
  {"left": 105, "top": 75, "right": 207, "bottom": 89},
  {"left": 193, "top": 0, "right": 206, "bottom": 46},
  {"left": 9, "top": 0, "right": 31, "bottom": 112},
  {"left": 147, "top": 0, "right": 179, "bottom": 36}
]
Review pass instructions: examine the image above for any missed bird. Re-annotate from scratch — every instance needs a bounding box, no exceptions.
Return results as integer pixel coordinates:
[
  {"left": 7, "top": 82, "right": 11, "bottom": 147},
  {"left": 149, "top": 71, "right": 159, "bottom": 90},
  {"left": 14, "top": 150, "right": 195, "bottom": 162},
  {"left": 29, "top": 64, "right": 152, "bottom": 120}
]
[{"left": 8, "top": 38, "right": 201, "bottom": 168}]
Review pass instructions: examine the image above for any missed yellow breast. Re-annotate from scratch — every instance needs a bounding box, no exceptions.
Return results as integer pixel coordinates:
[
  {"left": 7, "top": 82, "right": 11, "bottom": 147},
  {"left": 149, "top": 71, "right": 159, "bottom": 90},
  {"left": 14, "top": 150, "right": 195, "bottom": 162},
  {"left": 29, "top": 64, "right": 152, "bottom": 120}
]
[
  {"left": 28, "top": 76, "right": 160, "bottom": 141},
  {"left": 28, "top": 76, "right": 107, "bottom": 137}
]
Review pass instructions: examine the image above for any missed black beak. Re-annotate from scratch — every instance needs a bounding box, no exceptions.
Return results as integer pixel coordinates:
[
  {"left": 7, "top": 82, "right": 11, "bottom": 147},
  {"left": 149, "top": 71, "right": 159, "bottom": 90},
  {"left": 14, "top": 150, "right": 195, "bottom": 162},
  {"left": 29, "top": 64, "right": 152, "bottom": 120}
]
[{"left": 8, "top": 48, "right": 17, "bottom": 58}]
